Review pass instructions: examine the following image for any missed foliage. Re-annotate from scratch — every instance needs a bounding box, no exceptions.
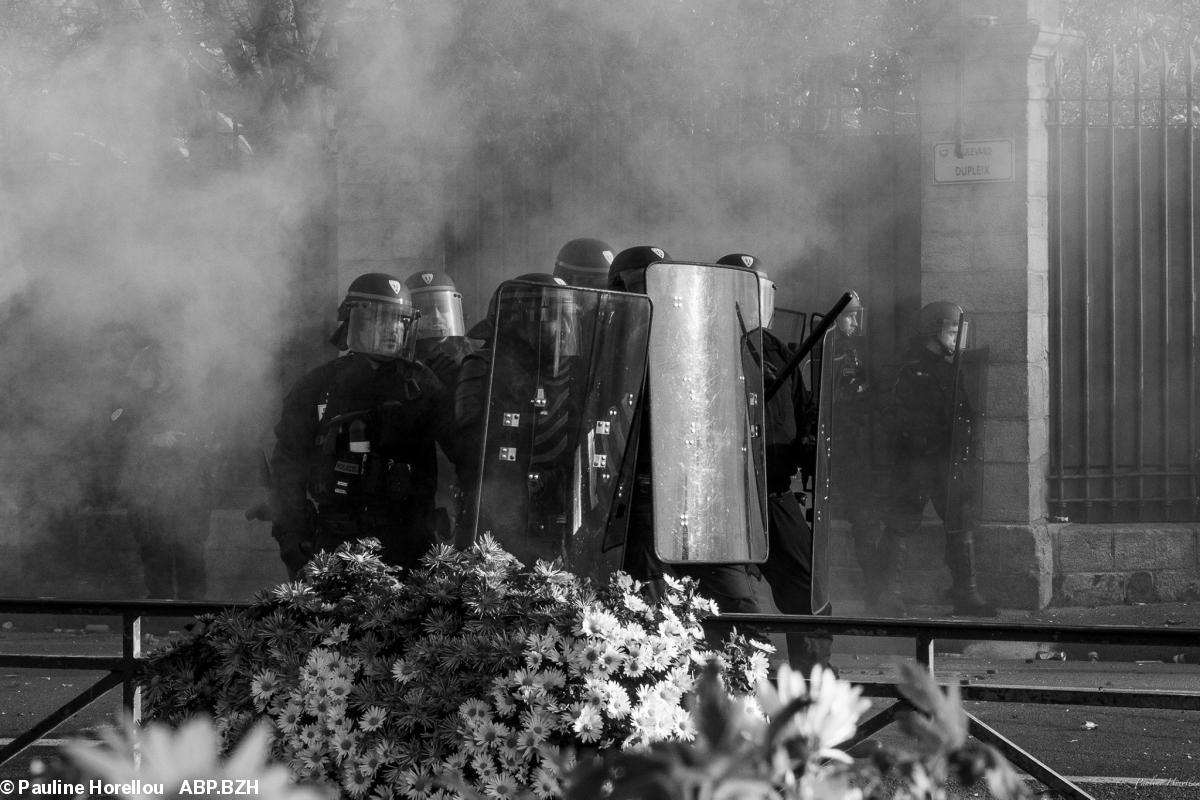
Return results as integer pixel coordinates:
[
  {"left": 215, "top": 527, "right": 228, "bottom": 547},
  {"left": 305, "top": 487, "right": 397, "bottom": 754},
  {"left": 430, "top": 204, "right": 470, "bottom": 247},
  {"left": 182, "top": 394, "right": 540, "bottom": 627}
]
[
  {"left": 139, "top": 537, "right": 770, "bottom": 799},
  {"left": 49, "top": 716, "right": 325, "bottom": 800},
  {"left": 561, "top": 660, "right": 1030, "bottom": 800}
]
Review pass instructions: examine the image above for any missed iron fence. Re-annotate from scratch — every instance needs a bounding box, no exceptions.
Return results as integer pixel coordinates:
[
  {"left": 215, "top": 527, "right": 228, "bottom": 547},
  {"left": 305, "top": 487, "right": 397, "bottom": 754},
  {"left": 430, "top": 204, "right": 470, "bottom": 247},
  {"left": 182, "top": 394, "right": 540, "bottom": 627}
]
[{"left": 1049, "top": 43, "right": 1200, "bottom": 522}]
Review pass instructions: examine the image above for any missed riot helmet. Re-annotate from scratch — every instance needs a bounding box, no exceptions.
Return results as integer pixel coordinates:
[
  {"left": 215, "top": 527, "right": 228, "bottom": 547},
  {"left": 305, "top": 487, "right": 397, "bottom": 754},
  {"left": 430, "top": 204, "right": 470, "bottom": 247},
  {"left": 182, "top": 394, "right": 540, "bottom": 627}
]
[
  {"left": 335, "top": 272, "right": 420, "bottom": 360},
  {"left": 553, "top": 238, "right": 616, "bottom": 289},
  {"left": 716, "top": 253, "right": 772, "bottom": 329},
  {"left": 607, "top": 246, "right": 670, "bottom": 294},
  {"left": 918, "top": 300, "right": 968, "bottom": 357},
  {"left": 495, "top": 273, "right": 579, "bottom": 369},
  {"left": 404, "top": 269, "right": 466, "bottom": 339},
  {"left": 838, "top": 291, "right": 866, "bottom": 337},
  {"left": 468, "top": 273, "right": 570, "bottom": 343}
]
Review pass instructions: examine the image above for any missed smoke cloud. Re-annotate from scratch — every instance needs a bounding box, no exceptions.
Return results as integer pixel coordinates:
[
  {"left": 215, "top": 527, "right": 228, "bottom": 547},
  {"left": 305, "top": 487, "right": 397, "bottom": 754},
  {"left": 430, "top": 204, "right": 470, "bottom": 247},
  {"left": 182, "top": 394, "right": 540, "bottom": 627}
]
[{"left": 0, "top": 0, "right": 916, "bottom": 597}]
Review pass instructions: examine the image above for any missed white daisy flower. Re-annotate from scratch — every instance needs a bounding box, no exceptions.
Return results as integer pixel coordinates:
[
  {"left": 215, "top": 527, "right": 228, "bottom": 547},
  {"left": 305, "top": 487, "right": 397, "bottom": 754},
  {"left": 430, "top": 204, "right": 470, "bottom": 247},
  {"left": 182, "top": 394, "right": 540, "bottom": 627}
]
[{"left": 359, "top": 704, "right": 388, "bottom": 732}]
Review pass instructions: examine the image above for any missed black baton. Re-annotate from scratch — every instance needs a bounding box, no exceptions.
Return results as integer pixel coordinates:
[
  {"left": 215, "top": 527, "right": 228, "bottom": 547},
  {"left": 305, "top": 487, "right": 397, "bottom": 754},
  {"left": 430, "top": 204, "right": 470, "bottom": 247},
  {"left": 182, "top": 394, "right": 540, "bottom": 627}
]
[{"left": 764, "top": 292, "right": 855, "bottom": 403}]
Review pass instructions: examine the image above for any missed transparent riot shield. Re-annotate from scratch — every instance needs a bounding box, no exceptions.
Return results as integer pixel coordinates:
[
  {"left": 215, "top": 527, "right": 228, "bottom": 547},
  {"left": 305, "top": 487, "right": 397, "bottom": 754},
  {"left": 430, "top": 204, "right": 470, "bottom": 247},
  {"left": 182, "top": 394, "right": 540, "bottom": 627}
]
[
  {"left": 820, "top": 319, "right": 887, "bottom": 616},
  {"left": 809, "top": 327, "right": 837, "bottom": 614},
  {"left": 644, "top": 261, "right": 769, "bottom": 564},
  {"left": 772, "top": 307, "right": 808, "bottom": 351},
  {"left": 945, "top": 321, "right": 988, "bottom": 537},
  {"left": 470, "top": 281, "right": 651, "bottom": 581}
]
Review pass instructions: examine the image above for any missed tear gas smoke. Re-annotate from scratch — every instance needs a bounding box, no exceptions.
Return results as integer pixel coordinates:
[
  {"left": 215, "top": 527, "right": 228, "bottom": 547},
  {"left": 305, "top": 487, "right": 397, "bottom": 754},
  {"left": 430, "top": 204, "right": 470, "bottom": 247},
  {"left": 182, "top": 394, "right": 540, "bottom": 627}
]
[{"left": 0, "top": 0, "right": 916, "bottom": 598}]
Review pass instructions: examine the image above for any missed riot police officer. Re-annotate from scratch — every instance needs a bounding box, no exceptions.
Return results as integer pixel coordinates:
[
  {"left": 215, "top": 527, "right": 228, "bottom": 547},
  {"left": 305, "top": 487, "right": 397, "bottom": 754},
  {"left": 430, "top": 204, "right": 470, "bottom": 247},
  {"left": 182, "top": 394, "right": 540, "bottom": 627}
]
[
  {"left": 404, "top": 269, "right": 476, "bottom": 387},
  {"left": 405, "top": 269, "right": 477, "bottom": 540},
  {"left": 609, "top": 247, "right": 765, "bottom": 630},
  {"left": 822, "top": 293, "right": 886, "bottom": 611},
  {"left": 717, "top": 254, "right": 831, "bottom": 671},
  {"left": 269, "top": 273, "right": 462, "bottom": 578},
  {"left": 878, "top": 301, "right": 997, "bottom": 617},
  {"left": 553, "top": 238, "right": 616, "bottom": 289},
  {"left": 453, "top": 273, "right": 584, "bottom": 562}
]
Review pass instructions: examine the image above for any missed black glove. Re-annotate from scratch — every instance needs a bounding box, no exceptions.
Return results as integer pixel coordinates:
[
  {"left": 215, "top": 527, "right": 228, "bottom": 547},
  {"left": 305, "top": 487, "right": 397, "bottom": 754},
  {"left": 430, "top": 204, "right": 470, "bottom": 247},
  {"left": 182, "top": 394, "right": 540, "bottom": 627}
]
[{"left": 424, "top": 351, "right": 459, "bottom": 387}]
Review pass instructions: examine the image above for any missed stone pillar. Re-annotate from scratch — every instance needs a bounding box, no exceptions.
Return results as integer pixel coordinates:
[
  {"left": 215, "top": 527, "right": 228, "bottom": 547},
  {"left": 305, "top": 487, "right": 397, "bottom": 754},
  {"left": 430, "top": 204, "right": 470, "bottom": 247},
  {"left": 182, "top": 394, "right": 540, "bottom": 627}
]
[{"left": 909, "top": 1, "right": 1073, "bottom": 608}]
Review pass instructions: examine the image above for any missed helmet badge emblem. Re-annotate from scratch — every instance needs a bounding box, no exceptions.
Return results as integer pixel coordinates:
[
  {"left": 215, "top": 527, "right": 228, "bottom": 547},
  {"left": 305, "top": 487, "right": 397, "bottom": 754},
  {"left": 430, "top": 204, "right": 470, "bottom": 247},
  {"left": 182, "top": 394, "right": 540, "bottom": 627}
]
[
  {"left": 421, "top": 272, "right": 434, "bottom": 285},
  {"left": 740, "top": 255, "right": 754, "bottom": 268},
  {"left": 651, "top": 248, "right": 665, "bottom": 259},
  {"left": 388, "top": 280, "right": 402, "bottom": 294},
  {"left": 602, "top": 250, "right": 614, "bottom": 264}
]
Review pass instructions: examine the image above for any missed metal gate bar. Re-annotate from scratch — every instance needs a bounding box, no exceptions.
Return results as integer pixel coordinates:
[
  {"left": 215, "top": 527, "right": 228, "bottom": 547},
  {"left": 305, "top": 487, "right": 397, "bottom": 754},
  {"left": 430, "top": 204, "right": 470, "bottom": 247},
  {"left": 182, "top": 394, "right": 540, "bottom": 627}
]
[{"left": 1048, "top": 41, "right": 1200, "bottom": 522}]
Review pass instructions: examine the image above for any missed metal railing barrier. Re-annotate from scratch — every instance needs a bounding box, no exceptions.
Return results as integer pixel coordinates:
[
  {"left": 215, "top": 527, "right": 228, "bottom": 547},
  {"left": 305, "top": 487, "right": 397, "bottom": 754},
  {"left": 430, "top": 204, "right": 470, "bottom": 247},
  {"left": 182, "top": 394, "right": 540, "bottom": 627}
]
[{"left": 2, "top": 598, "right": 1199, "bottom": 800}]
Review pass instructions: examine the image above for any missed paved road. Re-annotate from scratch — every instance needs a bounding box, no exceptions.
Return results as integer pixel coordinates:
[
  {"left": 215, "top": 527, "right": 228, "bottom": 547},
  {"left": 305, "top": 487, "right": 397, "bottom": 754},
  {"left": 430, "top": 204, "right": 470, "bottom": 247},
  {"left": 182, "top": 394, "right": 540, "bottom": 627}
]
[{"left": 1, "top": 629, "right": 1198, "bottom": 799}]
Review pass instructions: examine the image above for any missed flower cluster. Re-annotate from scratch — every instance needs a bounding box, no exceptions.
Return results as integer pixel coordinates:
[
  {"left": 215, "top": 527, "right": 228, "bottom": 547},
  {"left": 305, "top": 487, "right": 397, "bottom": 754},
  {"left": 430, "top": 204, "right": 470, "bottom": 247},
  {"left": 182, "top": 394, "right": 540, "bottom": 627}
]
[
  {"left": 445, "top": 571, "right": 772, "bottom": 798},
  {"left": 563, "top": 660, "right": 1030, "bottom": 800},
  {"left": 139, "top": 537, "right": 769, "bottom": 800}
]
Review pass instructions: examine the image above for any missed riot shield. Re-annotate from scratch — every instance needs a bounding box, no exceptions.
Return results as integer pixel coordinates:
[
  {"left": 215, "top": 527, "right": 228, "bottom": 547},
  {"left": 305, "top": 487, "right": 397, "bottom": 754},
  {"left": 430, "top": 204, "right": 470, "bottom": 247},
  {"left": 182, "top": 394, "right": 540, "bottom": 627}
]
[
  {"left": 643, "top": 261, "right": 769, "bottom": 564},
  {"left": 809, "top": 327, "right": 838, "bottom": 614},
  {"left": 945, "top": 322, "right": 988, "bottom": 536},
  {"left": 470, "top": 281, "right": 651, "bottom": 581},
  {"left": 820, "top": 315, "right": 879, "bottom": 607},
  {"left": 772, "top": 307, "right": 808, "bottom": 351}
]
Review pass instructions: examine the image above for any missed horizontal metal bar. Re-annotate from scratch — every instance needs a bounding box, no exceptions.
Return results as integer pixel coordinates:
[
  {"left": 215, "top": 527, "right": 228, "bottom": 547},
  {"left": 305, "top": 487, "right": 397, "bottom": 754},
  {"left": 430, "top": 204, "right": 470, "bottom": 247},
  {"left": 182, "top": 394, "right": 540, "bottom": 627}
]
[
  {"left": 1049, "top": 471, "right": 1200, "bottom": 481},
  {"left": 710, "top": 613, "right": 1200, "bottom": 648},
  {"left": 854, "top": 681, "right": 1200, "bottom": 711},
  {"left": 960, "top": 684, "right": 1200, "bottom": 711},
  {"left": 0, "top": 654, "right": 126, "bottom": 671},
  {"left": 0, "top": 597, "right": 249, "bottom": 616}
]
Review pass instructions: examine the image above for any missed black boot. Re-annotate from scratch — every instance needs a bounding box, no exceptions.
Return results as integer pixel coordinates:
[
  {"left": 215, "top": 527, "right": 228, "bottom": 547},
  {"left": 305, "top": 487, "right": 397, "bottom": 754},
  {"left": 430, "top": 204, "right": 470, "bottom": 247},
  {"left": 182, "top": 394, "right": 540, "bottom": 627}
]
[
  {"left": 946, "top": 531, "right": 998, "bottom": 617},
  {"left": 869, "top": 536, "right": 908, "bottom": 616}
]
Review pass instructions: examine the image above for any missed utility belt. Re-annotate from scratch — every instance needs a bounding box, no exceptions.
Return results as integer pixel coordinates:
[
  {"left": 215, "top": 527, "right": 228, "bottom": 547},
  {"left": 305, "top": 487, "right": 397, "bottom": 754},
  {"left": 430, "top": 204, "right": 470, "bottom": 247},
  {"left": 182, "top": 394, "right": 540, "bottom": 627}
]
[{"left": 311, "top": 451, "right": 415, "bottom": 507}]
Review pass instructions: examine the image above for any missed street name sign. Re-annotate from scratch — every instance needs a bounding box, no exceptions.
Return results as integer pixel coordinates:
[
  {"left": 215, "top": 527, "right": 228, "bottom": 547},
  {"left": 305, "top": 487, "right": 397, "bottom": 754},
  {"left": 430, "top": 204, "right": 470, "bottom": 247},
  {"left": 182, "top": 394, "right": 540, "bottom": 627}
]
[{"left": 933, "top": 139, "right": 1014, "bottom": 183}]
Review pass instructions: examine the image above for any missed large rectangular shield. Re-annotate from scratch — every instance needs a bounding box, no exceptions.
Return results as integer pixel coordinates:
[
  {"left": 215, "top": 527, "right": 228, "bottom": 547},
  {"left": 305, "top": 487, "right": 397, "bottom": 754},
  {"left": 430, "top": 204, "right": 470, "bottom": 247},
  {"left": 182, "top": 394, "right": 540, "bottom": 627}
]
[
  {"left": 644, "top": 262, "right": 769, "bottom": 563},
  {"left": 945, "top": 329, "right": 989, "bottom": 535},
  {"left": 470, "top": 282, "right": 651, "bottom": 581},
  {"left": 809, "top": 327, "right": 839, "bottom": 612}
]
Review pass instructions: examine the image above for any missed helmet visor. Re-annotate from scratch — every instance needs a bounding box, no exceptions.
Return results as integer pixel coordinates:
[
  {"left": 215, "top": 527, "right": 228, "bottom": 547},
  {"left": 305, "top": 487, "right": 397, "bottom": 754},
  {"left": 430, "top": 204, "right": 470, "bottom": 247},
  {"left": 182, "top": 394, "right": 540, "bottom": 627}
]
[
  {"left": 346, "top": 302, "right": 416, "bottom": 359},
  {"left": 755, "top": 272, "right": 775, "bottom": 330},
  {"left": 837, "top": 306, "right": 866, "bottom": 337},
  {"left": 411, "top": 290, "right": 465, "bottom": 339},
  {"left": 937, "top": 315, "right": 972, "bottom": 354}
]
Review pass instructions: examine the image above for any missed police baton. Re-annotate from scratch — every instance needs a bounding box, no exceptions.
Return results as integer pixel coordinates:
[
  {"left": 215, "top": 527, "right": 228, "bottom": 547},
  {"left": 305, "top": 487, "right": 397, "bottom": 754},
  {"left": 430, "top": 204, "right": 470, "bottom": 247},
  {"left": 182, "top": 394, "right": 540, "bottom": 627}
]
[{"left": 764, "top": 291, "right": 855, "bottom": 403}]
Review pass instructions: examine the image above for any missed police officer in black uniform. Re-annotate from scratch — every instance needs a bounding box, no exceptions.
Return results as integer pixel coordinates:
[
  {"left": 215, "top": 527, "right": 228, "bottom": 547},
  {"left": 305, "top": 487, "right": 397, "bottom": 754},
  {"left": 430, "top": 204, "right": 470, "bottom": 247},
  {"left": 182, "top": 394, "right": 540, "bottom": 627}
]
[
  {"left": 716, "top": 254, "right": 831, "bottom": 671},
  {"left": 453, "top": 273, "right": 583, "bottom": 562},
  {"left": 553, "top": 238, "right": 616, "bottom": 289},
  {"left": 878, "top": 301, "right": 997, "bottom": 617},
  {"left": 822, "top": 293, "right": 886, "bottom": 611},
  {"left": 404, "top": 269, "right": 477, "bottom": 388},
  {"left": 405, "top": 269, "right": 478, "bottom": 540},
  {"left": 269, "top": 273, "right": 462, "bottom": 578},
  {"left": 608, "top": 247, "right": 764, "bottom": 629}
]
